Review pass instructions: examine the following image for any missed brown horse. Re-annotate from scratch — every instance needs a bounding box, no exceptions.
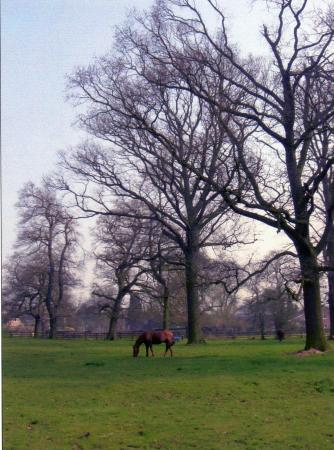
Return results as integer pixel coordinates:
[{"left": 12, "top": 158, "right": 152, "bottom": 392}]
[{"left": 133, "top": 330, "right": 175, "bottom": 357}]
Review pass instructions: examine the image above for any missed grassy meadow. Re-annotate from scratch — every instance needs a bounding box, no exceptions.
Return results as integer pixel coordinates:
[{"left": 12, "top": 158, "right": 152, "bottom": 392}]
[{"left": 2, "top": 336, "right": 334, "bottom": 450}]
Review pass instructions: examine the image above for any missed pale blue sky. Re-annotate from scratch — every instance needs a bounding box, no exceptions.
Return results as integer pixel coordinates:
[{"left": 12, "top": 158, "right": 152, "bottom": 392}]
[
  {"left": 2, "top": 0, "right": 272, "bottom": 259},
  {"left": 2, "top": 0, "right": 153, "bottom": 257}
]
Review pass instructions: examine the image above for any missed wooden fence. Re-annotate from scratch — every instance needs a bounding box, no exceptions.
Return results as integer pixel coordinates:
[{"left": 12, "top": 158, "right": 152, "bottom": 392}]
[
  {"left": 3, "top": 329, "right": 187, "bottom": 340},
  {"left": 3, "top": 328, "right": 314, "bottom": 340}
]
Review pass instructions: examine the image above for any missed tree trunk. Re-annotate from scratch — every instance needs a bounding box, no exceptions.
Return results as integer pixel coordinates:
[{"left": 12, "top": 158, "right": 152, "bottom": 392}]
[
  {"left": 57, "top": 235, "right": 70, "bottom": 320},
  {"left": 327, "top": 270, "right": 334, "bottom": 340},
  {"left": 48, "top": 313, "right": 57, "bottom": 339},
  {"left": 106, "top": 316, "right": 116, "bottom": 340},
  {"left": 33, "top": 315, "right": 40, "bottom": 338},
  {"left": 41, "top": 318, "right": 46, "bottom": 336},
  {"left": 184, "top": 229, "right": 201, "bottom": 344},
  {"left": 46, "top": 228, "right": 56, "bottom": 338},
  {"left": 321, "top": 141, "right": 333, "bottom": 340},
  {"left": 162, "top": 285, "right": 170, "bottom": 330},
  {"left": 299, "top": 252, "right": 328, "bottom": 351},
  {"left": 324, "top": 226, "right": 334, "bottom": 340},
  {"left": 106, "top": 296, "right": 123, "bottom": 340}
]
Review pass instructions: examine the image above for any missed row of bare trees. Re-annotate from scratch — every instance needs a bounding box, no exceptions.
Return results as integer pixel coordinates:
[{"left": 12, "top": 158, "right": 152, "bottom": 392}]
[
  {"left": 2, "top": 184, "right": 329, "bottom": 340},
  {"left": 3, "top": 1, "right": 334, "bottom": 349},
  {"left": 3, "top": 182, "right": 79, "bottom": 337},
  {"left": 3, "top": 181, "right": 303, "bottom": 340},
  {"left": 53, "top": 0, "right": 333, "bottom": 349}
]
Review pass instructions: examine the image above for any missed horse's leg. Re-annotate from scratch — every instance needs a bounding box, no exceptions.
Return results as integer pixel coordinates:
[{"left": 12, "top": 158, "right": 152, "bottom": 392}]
[
  {"left": 145, "top": 343, "right": 149, "bottom": 357},
  {"left": 164, "top": 343, "right": 168, "bottom": 357},
  {"left": 150, "top": 344, "right": 154, "bottom": 357},
  {"left": 169, "top": 345, "right": 173, "bottom": 357}
]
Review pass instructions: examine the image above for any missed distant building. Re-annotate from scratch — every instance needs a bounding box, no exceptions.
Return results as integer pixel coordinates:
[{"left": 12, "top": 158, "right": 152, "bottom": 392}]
[{"left": 5, "top": 318, "right": 27, "bottom": 332}]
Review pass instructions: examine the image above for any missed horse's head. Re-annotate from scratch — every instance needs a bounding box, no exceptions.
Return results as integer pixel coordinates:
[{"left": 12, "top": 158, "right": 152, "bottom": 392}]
[{"left": 133, "top": 345, "right": 139, "bottom": 357}]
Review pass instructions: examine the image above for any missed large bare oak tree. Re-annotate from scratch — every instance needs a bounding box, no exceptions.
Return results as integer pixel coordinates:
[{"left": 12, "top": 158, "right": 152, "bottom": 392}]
[
  {"left": 110, "top": 0, "right": 334, "bottom": 350},
  {"left": 62, "top": 70, "right": 244, "bottom": 343}
]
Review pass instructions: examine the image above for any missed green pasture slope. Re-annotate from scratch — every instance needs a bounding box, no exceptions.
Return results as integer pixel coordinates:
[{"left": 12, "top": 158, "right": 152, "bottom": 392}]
[{"left": 3, "top": 337, "right": 334, "bottom": 450}]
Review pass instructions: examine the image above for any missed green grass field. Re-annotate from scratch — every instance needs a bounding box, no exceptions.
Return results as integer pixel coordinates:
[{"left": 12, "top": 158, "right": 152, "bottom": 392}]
[{"left": 3, "top": 337, "right": 334, "bottom": 450}]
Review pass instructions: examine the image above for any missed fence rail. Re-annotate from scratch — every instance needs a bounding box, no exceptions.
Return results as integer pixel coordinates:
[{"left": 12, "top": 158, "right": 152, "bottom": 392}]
[
  {"left": 3, "top": 328, "right": 315, "bottom": 340},
  {"left": 2, "top": 329, "right": 187, "bottom": 340}
]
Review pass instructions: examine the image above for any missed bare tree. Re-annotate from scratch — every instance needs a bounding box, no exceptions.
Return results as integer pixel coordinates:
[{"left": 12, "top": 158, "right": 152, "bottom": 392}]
[
  {"left": 75, "top": 297, "right": 109, "bottom": 333},
  {"left": 62, "top": 64, "right": 245, "bottom": 343},
  {"left": 245, "top": 283, "right": 269, "bottom": 340},
  {"left": 143, "top": 222, "right": 186, "bottom": 329},
  {"left": 242, "top": 254, "right": 298, "bottom": 338},
  {"left": 313, "top": 129, "right": 334, "bottom": 338},
  {"left": 92, "top": 214, "right": 150, "bottom": 340},
  {"left": 15, "top": 181, "right": 79, "bottom": 338},
  {"left": 199, "top": 281, "right": 240, "bottom": 332},
  {"left": 260, "top": 254, "right": 301, "bottom": 332},
  {"left": 303, "top": 50, "right": 334, "bottom": 338},
  {"left": 110, "top": 0, "right": 334, "bottom": 350},
  {"left": 2, "top": 252, "right": 48, "bottom": 337}
]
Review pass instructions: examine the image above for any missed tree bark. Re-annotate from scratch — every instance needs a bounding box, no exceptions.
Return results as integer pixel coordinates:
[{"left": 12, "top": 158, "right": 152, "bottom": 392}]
[
  {"left": 49, "top": 313, "right": 58, "bottom": 339},
  {"left": 324, "top": 225, "right": 334, "bottom": 339},
  {"left": 33, "top": 315, "right": 40, "bottom": 338},
  {"left": 46, "top": 226, "right": 57, "bottom": 339},
  {"left": 184, "top": 229, "right": 201, "bottom": 344},
  {"left": 106, "top": 295, "right": 123, "bottom": 340},
  {"left": 106, "top": 317, "right": 116, "bottom": 340},
  {"left": 57, "top": 226, "right": 70, "bottom": 325},
  {"left": 328, "top": 271, "right": 334, "bottom": 340},
  {"left": 299, "top": 251, "right": 328, "bottom": 351},
  {"left": 286, "top": 128, "right": 328, "bottom": 351}
]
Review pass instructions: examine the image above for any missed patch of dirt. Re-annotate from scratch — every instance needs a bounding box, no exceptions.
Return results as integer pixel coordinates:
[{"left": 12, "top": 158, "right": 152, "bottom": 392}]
[{"left": 292, "top": 348, "right": 325, "bottom": 357}]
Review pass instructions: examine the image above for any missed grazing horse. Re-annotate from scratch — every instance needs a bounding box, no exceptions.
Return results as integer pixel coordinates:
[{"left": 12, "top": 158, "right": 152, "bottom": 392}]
[{"left": 133, "top": 330, "right": 175, "bottom": 357}]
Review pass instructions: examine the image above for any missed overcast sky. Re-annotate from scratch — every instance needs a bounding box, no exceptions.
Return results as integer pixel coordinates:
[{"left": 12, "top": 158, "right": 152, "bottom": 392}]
[{"left": 2, "top": 0, "right": 287, "bottom": 260}]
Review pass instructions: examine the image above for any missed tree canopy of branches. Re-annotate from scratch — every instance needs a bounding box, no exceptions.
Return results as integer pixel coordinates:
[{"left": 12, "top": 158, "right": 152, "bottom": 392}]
[
  {"left": 132, "top": 221, "right": 184, "bottom": 329},
  {"left": 13, "top": 181, "right": 79, "bottom": 338},
  {"left": 2, "top": 251, "right": 48, "bottom": 337},
  {"left": 61, "top": 43, "right": 247, "bottom": 342},
  {"left": 85, "top": 0, "right": 334, "bottom": 350},
  {"left": 92, "top": 213, "right": 151, "bottom": 340},
  {"left": 244, "top": 252, "right": 301, "bottom": 338}
]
